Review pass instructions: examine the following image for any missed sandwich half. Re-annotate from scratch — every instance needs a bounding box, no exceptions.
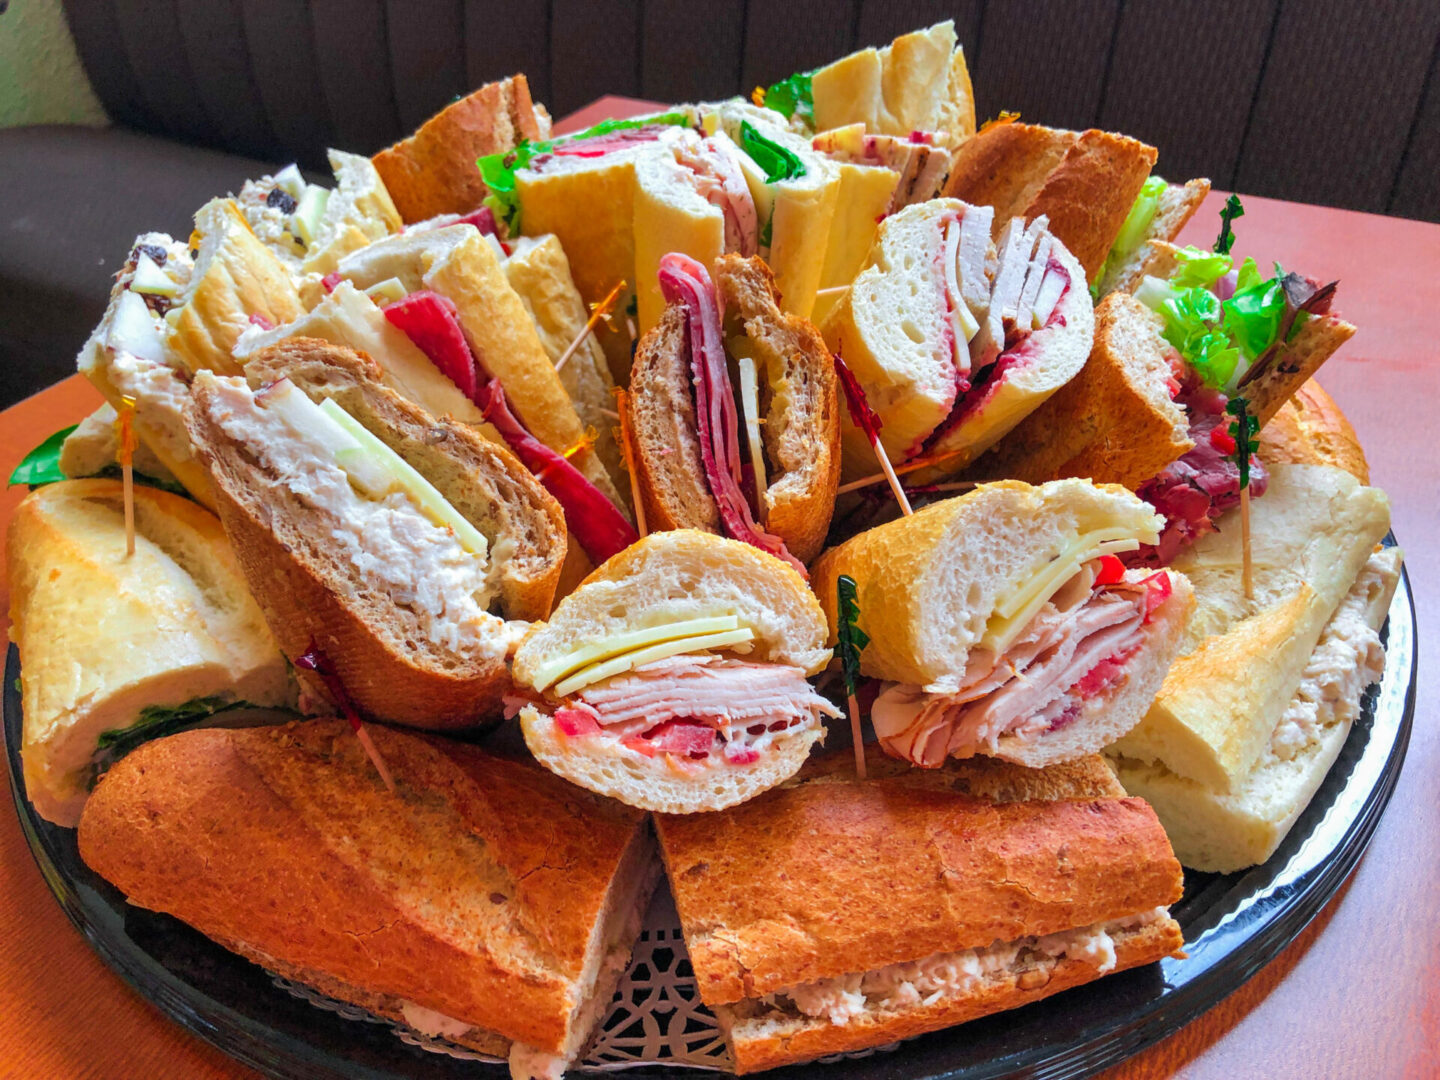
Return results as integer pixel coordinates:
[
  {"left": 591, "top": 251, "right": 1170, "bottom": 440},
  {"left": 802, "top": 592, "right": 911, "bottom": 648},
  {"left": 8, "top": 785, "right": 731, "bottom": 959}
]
[
  {"left": 626, "top": 253, "right": 841, "bottom": 568},
  {"left": 511, "top": 530, "right": 839, "bottom": 814},
  {"left": 812, "top": 479, "right": 1192, "bottom": 768},
  {"left": 943, "top": 121, "right": 1158, "bottom": 284},
  {"left": 78, "top": 720, "right": 659, "bottom": 1080},
  {"left": 822, "top": 198, "right": 1093, "bottom": 480},
  {"left": 372, "top": 74, "right": 552, "bottom": 223},
  {"left": 655, "top": 750, "right": 1184, "bottom": 1073},
  {"left": 10, "top": 479, "right": 292, "bottom": 827},
  {"left": 184, "top": 338, "right": 567, "bottom": 729},
  {"left": 1094, "top": 175, "right": 1212, "bottom": 297}
]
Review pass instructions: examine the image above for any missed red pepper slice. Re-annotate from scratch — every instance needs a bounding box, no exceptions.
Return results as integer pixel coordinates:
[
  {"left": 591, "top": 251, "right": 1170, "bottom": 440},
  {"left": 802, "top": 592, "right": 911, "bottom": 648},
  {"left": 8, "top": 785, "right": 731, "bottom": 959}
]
[
  {"left": 320, "top": 271, "right": 343, "bottom": 294},
  {"left": 1140, "top": 570, "right": 1173, "bottom": 622},
  {"left": 477, "top": 381, "right": 638, "bottom": 564},
  {"left": 382, "top": 290, "right": 479, "bottom": 401},
  {"left": 554, "top": 705, "right": 602, "bottom": 738},
  {"left": 1093, "top": 553, "right": 1126, "bottom": 586},
  {"left": 1209, "top": 425, "right": 1238, "bottom": 455}
]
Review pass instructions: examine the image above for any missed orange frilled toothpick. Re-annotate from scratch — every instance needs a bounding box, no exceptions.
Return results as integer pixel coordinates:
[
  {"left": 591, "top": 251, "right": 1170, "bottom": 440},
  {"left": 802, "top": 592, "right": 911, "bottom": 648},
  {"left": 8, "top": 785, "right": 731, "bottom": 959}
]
[
  {"left": 555, "top": 280, "right": 627, "bottom": 374},
  {"left": 115, "top": 395, "right": 139, "bottom": 557}
]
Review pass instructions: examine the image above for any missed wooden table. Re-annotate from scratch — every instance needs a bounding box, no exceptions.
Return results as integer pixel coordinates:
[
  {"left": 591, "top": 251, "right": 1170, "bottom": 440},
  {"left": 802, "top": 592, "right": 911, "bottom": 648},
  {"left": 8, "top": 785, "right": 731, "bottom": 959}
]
[{"left": 1, "top": 101, "right": 1437, "bottom": 1080}]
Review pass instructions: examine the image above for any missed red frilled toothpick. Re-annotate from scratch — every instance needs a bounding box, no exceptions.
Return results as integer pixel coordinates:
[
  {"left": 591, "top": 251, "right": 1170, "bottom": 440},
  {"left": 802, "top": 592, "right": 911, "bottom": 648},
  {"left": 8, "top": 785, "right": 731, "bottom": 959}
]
[
  {"left": 115, "top": 395, "right": 139, "bottom": 557},
  {"left": 295, "top": 643, "right": 396, "bottom": 793},
  {"left": 833, "top": 352, "right": 913, "bottom": 516}
]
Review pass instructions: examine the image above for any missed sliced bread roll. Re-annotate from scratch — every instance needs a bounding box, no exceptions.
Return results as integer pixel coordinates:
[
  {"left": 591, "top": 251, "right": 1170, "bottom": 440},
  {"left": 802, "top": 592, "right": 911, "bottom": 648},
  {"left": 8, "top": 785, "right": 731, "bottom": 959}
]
[
  {"left": 1259, "top": 379, "right": 1369, "bottom": 483},
  {"left": 973, "top": 291, "right": 1193, "bottom": 489},
  {"left": 185, "top": 338, "right": 566, "bottom": 729},
  {"left": 78, "top": 720, "right": 656, "bottom": 1079},
  {"left": 372, "top": 74, "right": 550, "bottom": 223},
  {"left": 812, "top": 479, "right": 1193, "bottom": 768},
  {"left": 513, "top": 530, "right": 837, "bottom": 813},
  {"left": 1095, "top": 178, "right": 1211, "bottom": 297},
  {"left": 944, "top": 122, "right": 1158, "bottom": 283}
]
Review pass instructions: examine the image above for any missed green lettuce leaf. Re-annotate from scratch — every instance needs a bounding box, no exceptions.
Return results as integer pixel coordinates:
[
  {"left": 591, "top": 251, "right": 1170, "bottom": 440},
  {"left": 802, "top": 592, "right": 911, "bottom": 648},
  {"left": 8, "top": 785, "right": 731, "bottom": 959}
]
[
  {"left": 1161, "top": 287, "right": 1241, "bottom": 389},
  {"left": 90, "top": 697, "right": 273, "bottom": 786},
  {"left": 1171, "top": 245, "right": 1233, "bottom": 289},
  {"left": 8, "top": 425, "right": 77, "bottom": 488},
  {"left": 763, "top": 70, "right": 814, "bottom": 126},
  {"left": 1222, "top": 266, "right": 1286, "bottom": 362},
  {"left": 739, "top": 121, "right": 807, "bottom": 184}
]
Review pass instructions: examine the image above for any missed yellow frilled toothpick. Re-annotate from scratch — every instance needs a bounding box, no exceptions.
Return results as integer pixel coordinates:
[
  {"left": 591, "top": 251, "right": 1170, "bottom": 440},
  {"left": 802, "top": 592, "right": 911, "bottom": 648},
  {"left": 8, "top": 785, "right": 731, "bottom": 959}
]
[{"left": 555, "top": 280, "right": 627, "bottom": 374}]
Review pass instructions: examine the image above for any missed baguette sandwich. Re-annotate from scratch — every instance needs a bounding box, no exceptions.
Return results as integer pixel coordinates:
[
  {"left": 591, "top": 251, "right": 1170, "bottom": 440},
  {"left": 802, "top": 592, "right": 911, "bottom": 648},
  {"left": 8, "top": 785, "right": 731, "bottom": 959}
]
[
  {"left": 626, "top": 253, "right": 841, "bottom": 568},
  {"left": 59, "top": 402, "right": 177, "bottom": 486},
  {"left": 822, "top": 198, "right": 1094, "bottom": 482},
  {"left": 812, "top": 479, "right": 1192, "bottom": 768},
  {"left": 321, "top": 224, "right": 636, "bottom": 565},
  {"left": 655, "top": 750, "right": 1185, "bottom": 1072},
  {"left": 78, "top": 720, "right": 658, "bottom": 1080},
  {"left": 511, "top": 530, "right": 839, "bottom": 813},
  {"left": 975, "top": 235, "right": 1355, "bottom": 565},
  {"left": 236, "top": 149, "right": 402, "bottom": 276},
  {"left": 372, "top": 74, "right": 552, "bottom": 223},
  {"left": 942, "top": 121, "right": 1162, "bottom": 284},
  {"left": 1107, "top": 456, "right": 1396, "bottom": 871},
  {"left": 184, "top": 338, "right": 567, "bottom": 729},
  {"left": 9, "top": 479, "right": 292, "bottom": 826}
]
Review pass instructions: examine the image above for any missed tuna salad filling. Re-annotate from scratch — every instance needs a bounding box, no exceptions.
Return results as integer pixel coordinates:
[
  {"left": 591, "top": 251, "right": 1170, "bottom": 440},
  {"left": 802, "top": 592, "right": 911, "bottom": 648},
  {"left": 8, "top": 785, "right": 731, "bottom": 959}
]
[
  {"left": 522, "top": 653, "right": 840, "bottom": 770},
  {"left": 735, "top": 907, "right": 1171, "bottom": 1027},
  {"left": 201, "top": 377, "right": 506, "bottom": 657},
  {"left": 872, "top": 563, "right": 1171, "bottom": 766}
]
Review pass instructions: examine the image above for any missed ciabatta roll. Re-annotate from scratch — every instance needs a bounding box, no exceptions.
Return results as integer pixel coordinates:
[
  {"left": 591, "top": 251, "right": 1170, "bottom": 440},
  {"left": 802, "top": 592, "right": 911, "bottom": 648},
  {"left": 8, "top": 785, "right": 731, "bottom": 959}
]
[
  {"left": 185, "top": 338, "right": 566, "bottom": 729},
  {"left": 78, "top": 720, "right": 657, "bottom": 1080},
  {"left": 627, "top": 253, "right": 841, "bottom": 566},
  {"left": 812, "top": 479, "right": 1192, "bottom": 768},
  {"left": 512, "top": 530, "right": 838, "bottom": 813},
  {"left": 823, "top": 198, "right": 1093, "bottom": 479}
]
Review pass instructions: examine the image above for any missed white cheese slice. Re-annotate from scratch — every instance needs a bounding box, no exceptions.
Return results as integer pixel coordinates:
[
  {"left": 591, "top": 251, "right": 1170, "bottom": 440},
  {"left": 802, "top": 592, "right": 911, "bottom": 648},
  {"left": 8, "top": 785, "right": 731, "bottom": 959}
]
[
  {"left": 364, "top": 277, "right": 408, "bottom": 305},
  {"left": 736, "top": 351, "right": 768, "bottom": 523},
  {"left": 553, "top": 627, "right": 756, "bottom": 698},
  {"left": 983, "top": 528, "right": 1144, "bottom": 652},
  {"left": 528, "top": 615, "right": 742, "bottom": 692}
]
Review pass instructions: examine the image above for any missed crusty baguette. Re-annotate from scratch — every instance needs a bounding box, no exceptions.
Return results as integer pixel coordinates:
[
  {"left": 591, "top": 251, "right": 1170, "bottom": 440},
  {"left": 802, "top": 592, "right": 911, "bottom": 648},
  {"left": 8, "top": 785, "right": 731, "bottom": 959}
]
[
  {"left": 372, "top": 75, "right": 549, "bottom": 223},
  {"left": 716, "top": 255, "right": 840, "bottom": 563},
  {"left": 77, "top": 720, "right": 657, "bottom": 1063},
  {"left": 655, "top": 771, "right": 1184, "bottom": 1008},
  {"left": 973, "top": 292, "right": 1194, "bottom": 489},
  {"left": 166, "top": 199, "right": 303, "bottom": 376},
  {"left": 944, "top": 123, "right": 1158, "bottom": 282},
  {"left": 1096, "top": 178, "right": 1211, "bottom": 297},
  {"left": 627, "top": 256, "right": 840, "bottom": 563},
  {"left": 800, "top": 743, "right": 1128, "bottom": 801},
  {"left": 10, "top": 479, "right": 291, "bottom": 826},
  {"left": 185, "top": 339, "right": 566, "bottom": 729},
  {"left": 1259, "top": 379, "right": 1369, "bottom": 482}
]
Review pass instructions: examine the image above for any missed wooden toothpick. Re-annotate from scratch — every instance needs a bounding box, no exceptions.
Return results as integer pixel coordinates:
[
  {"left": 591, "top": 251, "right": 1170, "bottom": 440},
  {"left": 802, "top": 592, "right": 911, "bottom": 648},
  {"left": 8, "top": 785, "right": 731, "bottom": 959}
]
[
  {"left": 115, "top": 395, "right": 138, "bottom": 557},
  {"left": 556, "top": 279, "right": 626, "bottom": 373}
]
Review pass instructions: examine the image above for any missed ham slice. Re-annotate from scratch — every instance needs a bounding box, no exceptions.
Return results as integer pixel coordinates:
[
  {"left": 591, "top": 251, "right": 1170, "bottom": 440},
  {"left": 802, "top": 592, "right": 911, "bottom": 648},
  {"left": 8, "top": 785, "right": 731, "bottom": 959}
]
[
  {"left": 558, "top": 654, "right": 841, "bottom": 762},
  {"left": 675, "top": 138, "right": 759, "bottom": 256},
  {"left": 657, "top": 254, "right": 805, "bottom": 574},
  {"left": 872, "top": 566, "right": 1158, "bottom": 766}
]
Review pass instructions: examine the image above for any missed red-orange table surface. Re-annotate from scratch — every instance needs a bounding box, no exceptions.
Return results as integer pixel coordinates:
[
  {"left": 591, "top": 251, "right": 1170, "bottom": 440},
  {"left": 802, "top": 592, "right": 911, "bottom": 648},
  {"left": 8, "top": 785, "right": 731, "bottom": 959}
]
[{"left": 0, "top": 98, "right": 1436, "bottom": 1080}]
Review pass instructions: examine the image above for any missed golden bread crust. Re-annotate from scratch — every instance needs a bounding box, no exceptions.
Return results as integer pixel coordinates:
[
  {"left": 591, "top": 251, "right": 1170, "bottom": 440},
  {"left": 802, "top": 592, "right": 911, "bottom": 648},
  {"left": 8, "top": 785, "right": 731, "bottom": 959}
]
[
  {"left": 77, "top": 721, "right": 649, "bottom": 1055},
  {"left": 372, "top": 75, "right": 546, "bottom": 223},
  {"left": 1259, "top": 379, "right": 1368, "bottom": 482}
]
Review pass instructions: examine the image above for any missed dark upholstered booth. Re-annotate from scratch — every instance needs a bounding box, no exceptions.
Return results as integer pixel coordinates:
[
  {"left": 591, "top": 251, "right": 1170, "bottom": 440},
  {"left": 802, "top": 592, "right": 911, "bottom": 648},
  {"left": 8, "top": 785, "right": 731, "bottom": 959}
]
[{"left": 2, "top": 0, "right": 1437, "bottom": 408}]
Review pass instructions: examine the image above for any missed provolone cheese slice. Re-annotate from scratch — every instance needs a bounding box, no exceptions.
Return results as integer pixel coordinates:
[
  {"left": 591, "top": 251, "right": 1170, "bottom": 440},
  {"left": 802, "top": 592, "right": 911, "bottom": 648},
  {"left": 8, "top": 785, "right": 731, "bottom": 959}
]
[
  {"left": 735, "top": 350, "right": 768, "bottom": 522},
  {"left": 528, "top": 615, "right": 741, "bottom": 691},
  {"left": 553, "top": 627, "right": 756, "bottom": 698},
  {"left": 983, "top": 528, "right": 1143, "bottom": 651}
]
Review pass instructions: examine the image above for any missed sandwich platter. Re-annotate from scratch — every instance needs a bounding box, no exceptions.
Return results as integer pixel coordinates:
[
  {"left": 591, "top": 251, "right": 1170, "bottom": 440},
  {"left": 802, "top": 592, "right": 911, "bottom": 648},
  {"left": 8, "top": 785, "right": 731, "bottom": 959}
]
[{"left": 4, "top": 537, "right": 1413, "bottom": 1080}]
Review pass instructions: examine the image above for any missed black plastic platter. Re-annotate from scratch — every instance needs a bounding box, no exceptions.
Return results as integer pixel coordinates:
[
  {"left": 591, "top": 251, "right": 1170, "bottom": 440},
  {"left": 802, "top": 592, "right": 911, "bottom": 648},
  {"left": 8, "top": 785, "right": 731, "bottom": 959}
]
[{"left": 3, "top": 537, "right": 1416, "bottom": 1080}]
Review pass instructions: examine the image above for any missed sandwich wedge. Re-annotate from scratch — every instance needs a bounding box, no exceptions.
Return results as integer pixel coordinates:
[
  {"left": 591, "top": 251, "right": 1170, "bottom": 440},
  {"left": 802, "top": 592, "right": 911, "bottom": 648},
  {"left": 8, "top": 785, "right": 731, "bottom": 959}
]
[
  {"left": 78, "top": 719, "right": 658, "bottom": 1080},
  {"left": 511, "top": 530, "right": 839, "bottom": 814},
  {"left": 626, "top": 253, "right": 841, "bottom": 568},
  {"left": 655, "top": 750, "right": 1184, "bottom": 1073},
  {"left": 372, "top": 74, "right": 552, "bottom": 223},
  {"left": 184, "top": 338, "right": 567, "bottom": 729},
  {"left": 1108, "top": 457, "right": 1397, "bottom": 871},
  {"left": 812, "top": 480, "right": 1192, "bottom": 768},
  {"left": 942, "top": 122, "right": 1159, "bottom": 284},
  {"left": 9, "top": 479, "right": 292, "bottom": 826},
  {"left": 823, "top": 198, "right": 1093, "bottom": 481}
]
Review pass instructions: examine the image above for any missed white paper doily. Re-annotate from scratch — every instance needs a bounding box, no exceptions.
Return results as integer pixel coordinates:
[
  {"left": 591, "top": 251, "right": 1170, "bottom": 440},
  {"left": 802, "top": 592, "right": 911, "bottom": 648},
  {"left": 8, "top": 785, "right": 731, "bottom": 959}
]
[{"left": 270, "top": 883, "right": 899, "bottom": 1072}]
